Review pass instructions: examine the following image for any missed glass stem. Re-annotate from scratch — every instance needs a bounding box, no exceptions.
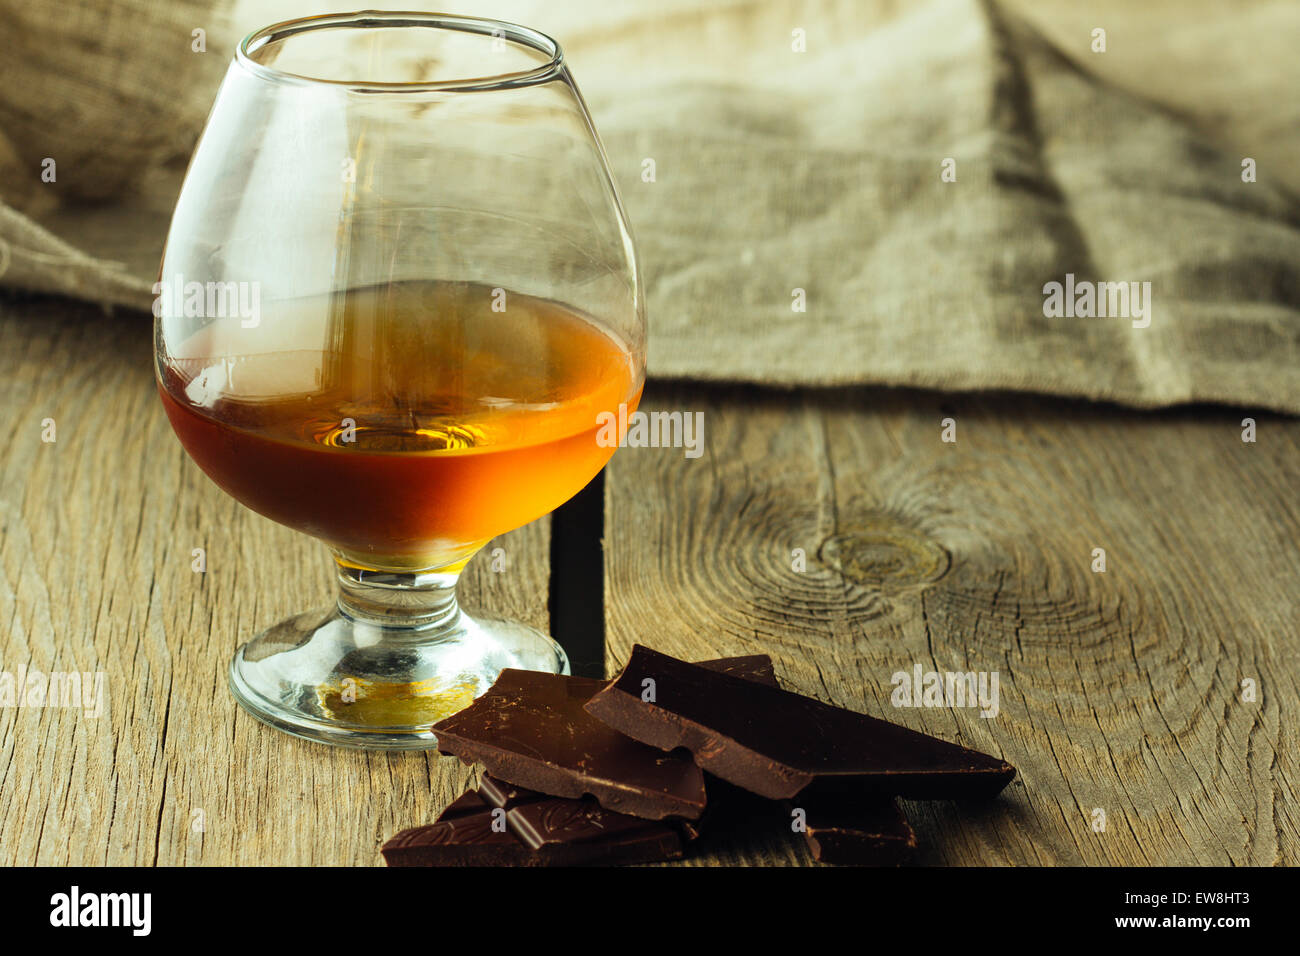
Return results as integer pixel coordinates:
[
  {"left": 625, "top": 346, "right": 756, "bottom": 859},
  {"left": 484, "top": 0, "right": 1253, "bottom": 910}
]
[{"left": 335, "top": 561, "right": 463, "bottom": 631}]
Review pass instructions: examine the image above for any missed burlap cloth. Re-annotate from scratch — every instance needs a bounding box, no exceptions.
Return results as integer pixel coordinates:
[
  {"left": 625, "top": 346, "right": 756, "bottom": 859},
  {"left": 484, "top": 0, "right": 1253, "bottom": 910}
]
[{"left": 2, "top": 0, "right": 1297, "bottom": 412}]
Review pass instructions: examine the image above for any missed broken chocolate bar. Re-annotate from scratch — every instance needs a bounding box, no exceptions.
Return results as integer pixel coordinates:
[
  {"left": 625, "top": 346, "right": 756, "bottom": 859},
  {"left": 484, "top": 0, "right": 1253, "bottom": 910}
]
[
  {"left": 381, "top": 789, "right": 532, "bottom": 867},
  {"left": 433, "top": 671, "right": 706, "bottom": 820},
  {"left": 477, "top": 774, "right": 682, "bottom": 863},
  {"left": 509, "top": 797, "right": 683, "bottom": 864},
  {"left": 690, "top": 654, "right": 779, "bottom": 688},
  {"left": 431, "top": 654, "right": 779, "bottom": 821},
  {"left": 796, "top": 796, "right": 917, "bottom": 865},
  {"left": 477, "top": 774, "right": 545, "bottom": 811},
  {"left": 584, "top": 644, "right": 1016, "bottom": 801},
  {"left": 383, "top": 776, "right": 682, "bottom": 867}
]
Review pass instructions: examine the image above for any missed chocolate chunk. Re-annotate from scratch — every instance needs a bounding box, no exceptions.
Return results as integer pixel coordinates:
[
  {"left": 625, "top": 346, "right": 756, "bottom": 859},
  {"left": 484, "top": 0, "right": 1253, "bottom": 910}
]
[
  {"left": 693, "top": 654, "right": 779, "bottom": 688},
  {"left": 383, "top": 777, "right": 682, "bottom": 867},
  {"left": 509, "top": 797, "right": 683, "bottom": 865},
  {"left": 478, "top": 773, "right": 683, "bottom": 865},
  {"left": 431, "top": 654, "right": 778, "bottom": 822},
  {"left": 795, "top": 797, "right": 917, "bottom": 865},
  {"left": 584, "top": 644, "right": 1016, "bottom": 801},
  {"left": 665, "top": 656, "right": 779, "bottom": 843},
  {"left": 433, "top": 671, "right": 706, "bottom": 820},
  {"left": 381, "top": 790, "right": 530, "bottom": 867},
  {"left": 477, "top": 774, "right": 546, "bottom": 811}
]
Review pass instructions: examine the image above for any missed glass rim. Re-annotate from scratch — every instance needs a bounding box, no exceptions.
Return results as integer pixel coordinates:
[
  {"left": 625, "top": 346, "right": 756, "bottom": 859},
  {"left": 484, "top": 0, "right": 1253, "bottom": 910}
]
[{"left": 236, "top": 10, "right": 565, "bottom": 93}]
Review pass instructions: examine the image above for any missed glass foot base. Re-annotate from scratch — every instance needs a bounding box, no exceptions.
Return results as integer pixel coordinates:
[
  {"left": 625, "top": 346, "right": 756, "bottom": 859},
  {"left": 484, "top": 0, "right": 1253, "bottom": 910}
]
[{"left": 228, "top": 604, "right": 569, "bottom": 750}]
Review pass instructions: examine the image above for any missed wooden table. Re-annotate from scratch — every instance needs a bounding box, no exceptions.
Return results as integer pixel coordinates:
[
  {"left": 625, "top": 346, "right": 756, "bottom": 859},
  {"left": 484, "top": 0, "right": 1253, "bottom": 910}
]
[{"left": 2, "top": 295, "right": 1296, "bottom": 866}]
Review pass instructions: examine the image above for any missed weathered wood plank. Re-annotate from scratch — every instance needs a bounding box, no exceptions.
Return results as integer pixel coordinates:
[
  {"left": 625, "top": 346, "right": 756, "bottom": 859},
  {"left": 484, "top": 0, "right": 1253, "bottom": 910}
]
[
  {"left": 0, "top": 297, "right": 550, "bottom": 866},
  {"left": 6, "top": 294, "right": 1297, "bottom": 867},
  {"left": 604, "top": 383, "right": 1300, "bottom": 866}
]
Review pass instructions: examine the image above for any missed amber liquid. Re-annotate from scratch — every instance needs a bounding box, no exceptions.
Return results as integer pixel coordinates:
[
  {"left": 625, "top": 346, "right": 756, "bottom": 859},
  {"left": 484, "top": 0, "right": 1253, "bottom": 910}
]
[{"left": 159, "top": 282, "right": 641, "bottom": 571}]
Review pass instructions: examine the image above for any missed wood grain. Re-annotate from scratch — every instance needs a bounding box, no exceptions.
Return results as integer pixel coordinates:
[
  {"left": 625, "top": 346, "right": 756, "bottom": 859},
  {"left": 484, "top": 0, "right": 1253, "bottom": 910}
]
[
  {"left": 604, "top": 382, "right": 1300, "bottom": 866},
  {"left": 5, "top": 295, "right": 1297, "bottom": 866},
  {"left": 0, "top": 296, "right": 549, "bottom": 866}
]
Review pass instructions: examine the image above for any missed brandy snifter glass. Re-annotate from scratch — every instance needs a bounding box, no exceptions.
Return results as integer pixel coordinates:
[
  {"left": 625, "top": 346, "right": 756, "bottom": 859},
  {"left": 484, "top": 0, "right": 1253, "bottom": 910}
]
[{"left": 155, "top": 13, "right": 645, "bottom": 749}]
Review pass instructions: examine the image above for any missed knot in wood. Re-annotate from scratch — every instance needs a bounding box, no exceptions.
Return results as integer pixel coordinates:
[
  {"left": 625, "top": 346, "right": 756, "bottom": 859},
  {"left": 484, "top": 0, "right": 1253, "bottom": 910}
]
[{"left": 820, "top": 523, "right": 950, "bottom": 589}]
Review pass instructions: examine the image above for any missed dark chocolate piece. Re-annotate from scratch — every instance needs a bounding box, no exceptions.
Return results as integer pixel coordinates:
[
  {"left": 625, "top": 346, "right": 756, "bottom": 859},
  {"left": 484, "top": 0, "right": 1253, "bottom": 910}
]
[
  {"left": 477, "top": 774, "right": 546, "bottom": 811},
  {"left": 510, "top": 797, "right": 683, "bottom": 865},
  {"left": 680, "top": 656, "right": 782, "bottom": 840},
  {"left": 431, "top": 654, "right": 778, "bottom": 822},
  {"left": 584, "top": 645, "right": 1016, "bottom": 801},
  {"left": 433, "top": 671, "right": 706, "bottom": 820},
  {"left": 478, "top": 773, "right": 682, "bottom": 864},
  {"left": 795, "top": 797, "right": 917, "bottom": 865},
  {"left": 381, "top": 790, "right": 531, "bottom": 867},
  {"left": 383, "top": 777, "right": 682, "bottom": 867},
  {"left": 693, "top": 654, "right": 779, "bottom": 688},
  {"left": 478, "top": 773, "right": 683, "bottom": 865}
]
